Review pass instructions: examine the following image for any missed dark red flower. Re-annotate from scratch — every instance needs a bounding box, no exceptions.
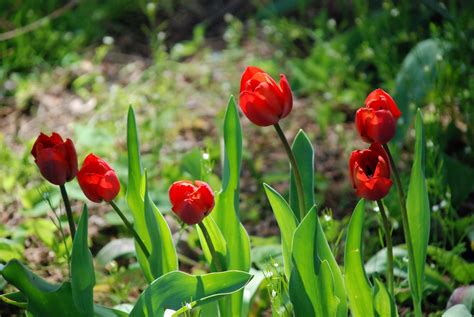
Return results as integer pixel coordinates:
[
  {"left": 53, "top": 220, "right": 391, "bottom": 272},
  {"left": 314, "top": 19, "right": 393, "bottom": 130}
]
[
  {"left": 77, "top": 154, "right": 120, "bottom": 203},
  {"left": 239, "top": 66, "right": 293, "bottom": 126},
  {"left": 349, "top": 143, "right": 392, "bottom": 200},
  {"left": 169, "top": 180, "right": 215, "bottom": 225},
  {"left": 31, "top": 132, "right": 78, "bottom": 185},
  {"left": 356, "top": 88, "right": 401, "bottom": 144}
]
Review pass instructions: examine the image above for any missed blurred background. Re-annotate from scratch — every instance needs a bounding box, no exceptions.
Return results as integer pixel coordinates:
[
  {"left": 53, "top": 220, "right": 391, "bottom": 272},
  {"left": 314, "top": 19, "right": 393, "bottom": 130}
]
[{"left": 1, "top": 0, "right": 473, "bottom": 315}]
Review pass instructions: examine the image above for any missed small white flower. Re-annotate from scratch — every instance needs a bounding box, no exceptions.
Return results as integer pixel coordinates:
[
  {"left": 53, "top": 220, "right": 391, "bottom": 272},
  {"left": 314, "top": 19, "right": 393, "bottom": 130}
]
[
  {"left": 103, "top": 36, "right": 114, "bottom": 45},
  {"left": 202, "top": 153, "right": 210, "bottom": 160},
  {"left": 271, "top": 290, "right": 277, "bottom": 298}
]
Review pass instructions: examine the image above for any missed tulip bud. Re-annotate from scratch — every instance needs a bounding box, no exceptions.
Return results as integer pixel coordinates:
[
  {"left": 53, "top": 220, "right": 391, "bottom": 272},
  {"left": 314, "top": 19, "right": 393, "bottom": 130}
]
[
  {"left": 355, "top": 88, "right": 401, "bottom": 144},
  {"left": 239, "top": 66, "right": 293, "bottom": 126},
  {"left": 77, "top": 154, "right": 120, "bottom": 203},
  {"left": 31, "top": 132, "right": 78, "bottom": 185},
  {"left": 169, "top": 180, "right": 215, "bottom": 225},
  {"left": 349, "top": 143, "right": 392, "bottom": 200}
]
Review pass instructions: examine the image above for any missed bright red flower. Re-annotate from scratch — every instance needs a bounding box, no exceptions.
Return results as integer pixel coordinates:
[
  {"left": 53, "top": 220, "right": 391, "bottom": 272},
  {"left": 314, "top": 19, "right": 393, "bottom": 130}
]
[
  {"left": 356, "top": 88, "right": 401, "bottom": 144},
  {"left": 239, "top": 66, "right": 293, "bottom": 126},
  {"left": 349, "top": 143, "right": 392, "bottom": 201},
  {"left": 31, "top": 132, "right": 78, "bottom": 185},
  {"left": 169, "top": 180, "right": 215, "bottom": 225},
  {"left": 77, "top": 154, "right": 120, "bottom": 203}
]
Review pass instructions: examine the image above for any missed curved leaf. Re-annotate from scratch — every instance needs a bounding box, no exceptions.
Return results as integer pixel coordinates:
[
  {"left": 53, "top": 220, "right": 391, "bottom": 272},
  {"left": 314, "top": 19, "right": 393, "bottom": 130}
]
[
  {"left": 373, "top": 278, "right": 397, "bottom": 317},
  {"left": 197, "top": 216, "right": 227, "bottom": 271},
  {"left": 126, "top": 106, "right": 177, "bottom": 282},
  {"left": 264, "top": 183, "right": 298, "bottom": 279},
  {"left": 129, "top": 270, "right": 253, "bottom": 317},
  {"left": 344, "top": 199, "right": 374, "bottom": 317},
  {"left": 71, "top": 205, "right": 95, "bottom": 316},
  {"left": 1, "top": 260, "right": 82, "bottom": 316},
  {"left": 289, "top": 207, "right": 341, "bottom": 317},
  {"left": 212, "top": 96, "right": 251, "bottom": 316},
  {"left": 290, "top": 129, "right": 315, "bottom": 219},
  {"left": 406, "top": 109, "right": 430, "bottom": 304},
  {"left": 96, "top": 238, "right": 135, "bottom": 267}
]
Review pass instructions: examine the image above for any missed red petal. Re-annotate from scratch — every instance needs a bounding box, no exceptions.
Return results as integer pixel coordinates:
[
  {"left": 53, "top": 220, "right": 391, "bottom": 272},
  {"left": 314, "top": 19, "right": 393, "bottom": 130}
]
[
  {"left": 240, "top": 66, "right": 264, "bottom": 93},
  {"left": 78, "top": 173, "right": 103, "bottom": 203},
  {"left": 355, "top": 176, "right": 392, "bottom": 201},
  {"left": 355, "top": 108, "right": 375, "bottom": 143},
  {"left": 240, "top": 91, "right": 280, "bottom": 126},
  {"left": 64, "top": 139, "right": 78, "bottom": 181},
  {"left": 36, "top": 148, "right": 68, "bottom": 185},
  {"left": 366, "top": 110, "right": 396, "bottom": 144},
  {"left": 172, "top": 200, "right": 205, "bottom": 225},
  {"left": 98, "top": 170, "right": 121, "bottom": 202},
  {"left": 365, "top": 88, "right": 401, "bottom": 119},
  {"left": 279, "top": 74, "right": 293, "bottom": 118},
  {"left": 169, "top": 181, "right": 196, "bottom": 209}
]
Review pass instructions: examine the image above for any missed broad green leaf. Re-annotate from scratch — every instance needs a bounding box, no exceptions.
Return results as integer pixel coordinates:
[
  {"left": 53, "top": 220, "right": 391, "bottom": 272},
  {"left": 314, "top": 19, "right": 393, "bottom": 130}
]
[
  {"left": 0, "top": 260, "right": 83, "bottom": 316},
  {"left": 344, "top": 199, "right": 374, "bottom": 317},
  {"left": 71, "top": 205, "right": 95, "bottom": 317},
  {"left": 289, "top": 207, "right": 341, "bottom": 317},
  {"left": 373, "top": 278, "right": 397, "bottom": 317},
  {"left": 442, "top": 304, "right": 471, "bottom": 317},
  {"left": 290, "top": 129, "right": 315, "bottom": 220},
  {"left": 129, "top": 270, "right": 253, "bottom": 317},
  {"left": 406, "top": 109, "right": 430, "bottom": 303},
  {"left": 126, "top": 106, "right": 177, "bottom": 282},
  {"left": 264, "top": 183, "right": 298, "bottom": 279},
  {"left": 96, "top": 238, "right": 135, "bottom": 267},
  {"left": 211, "top": 96, "right": 251, "bottom": 317},
  {"left": 0, "top": 260, "right": 129, "bottom": 317},
  {"left": 394, "top": 39, "right": 446, "bottom": 141},
  {"left": 197, "top": 216, "right": 227, "bottom": 271}
]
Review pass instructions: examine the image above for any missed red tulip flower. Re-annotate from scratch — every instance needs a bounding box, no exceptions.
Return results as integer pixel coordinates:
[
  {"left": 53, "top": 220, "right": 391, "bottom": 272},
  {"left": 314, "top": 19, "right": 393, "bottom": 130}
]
[
  {"left": 349, "top": 143, "right": 392, "bottom": 201},
  {"left": 239, "top": 66, "right": 293, "bottom": 126},
  {"left": 77, "top": 154, "right": 120, "bottom": 203},
  {"left": 356, "top": 88, "right": 401, "bottom": 144},
  {"left": 31, "top": 132, "right": 78, "bottom": 185},
  {"left": 169, "top": 180, "right": 215, "bottom": 225}
]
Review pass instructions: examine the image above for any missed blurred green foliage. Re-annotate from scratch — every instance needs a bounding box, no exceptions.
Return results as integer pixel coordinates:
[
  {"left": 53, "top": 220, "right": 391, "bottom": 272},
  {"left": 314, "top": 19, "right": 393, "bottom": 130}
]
[{"left": 0, "top": 0, "right": 473, "bottom": 315}]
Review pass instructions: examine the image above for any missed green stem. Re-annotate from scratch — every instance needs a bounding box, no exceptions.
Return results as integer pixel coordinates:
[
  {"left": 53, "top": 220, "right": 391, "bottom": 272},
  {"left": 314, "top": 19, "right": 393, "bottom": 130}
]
[
  {"left": 383, "top": 144, "right": 421, "bottom": 316},
  {"left": 273, "top": 123, "right": 307, "bottom": 221},
  {"left": 377, "top": 200, "right": 395, "bottom": 298},
  {"left": 198, "top": 222, "right": 224, "bottom": 271},
  {"left": 109, "top": 201, "right": 150, "bottom": 258},
  {"left": 59, "top": 184, "right": 76, "bottom": 240}
]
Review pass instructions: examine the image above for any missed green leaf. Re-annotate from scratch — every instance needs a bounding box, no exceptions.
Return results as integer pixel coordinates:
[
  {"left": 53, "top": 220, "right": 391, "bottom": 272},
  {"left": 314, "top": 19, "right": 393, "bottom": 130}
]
[
  {"left": 264, "top": 183, "right": 298, "bottom": 279},
  {"left": 197, "top": 216, "right": 227, "bottom": 271},
  {"left": 126, "top": 106, "right": 177, "bottom": 282},
  {"left": 289, "top": 206, "right": 342, "bottom": 317},
  {"left": 406, "top": 109, "right": 430, "bottom": 303},
  {"left": 242, "top": 269, "right": 266, "bottom": 317},
  {"left": 442, "top": 304, "right": 471, "bottom": 317},
  {"left": 344, "top": 199, "right": 374, "bottom": 317},
  {"left": 71, "top": 205, "right": 95, "bottom": 317},
  {"left": 394, "top": 39, "right": 446, "bottom": 141},
  {"left": 129, "top": 270, "right": 253, "bottom": 317},
  {"left": 0, "top": 260, "right": 83, "bottom": 316},
  {"left": 211, "top": 96, "right": 251, "bottom": 316},
  {"left": 290, "top": 130, "right": 315, "bottom": 220},
  {"left": 373, "top": 278, "right": 397, "bottom": 317}
]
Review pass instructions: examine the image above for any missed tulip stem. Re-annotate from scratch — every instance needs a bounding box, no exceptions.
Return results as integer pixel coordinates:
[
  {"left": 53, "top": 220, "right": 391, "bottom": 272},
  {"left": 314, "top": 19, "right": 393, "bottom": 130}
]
[
  {"left": 109, "top": 201, "right": 150, "bottom": 258},
  {"left": 59, "top": 184, "right": 76, "bottom": 240},
  {"left": 274, "top": 123, "right": 307, "bottom": 221},
  {"left": 198, "top": 222, "right": 224, "bottom": 271},
  {"left": 383, "top": 144, "right": 421, "bottom": 317},
  {"left": 376, "top": 199, "right": 394, "bottom": 298}
]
